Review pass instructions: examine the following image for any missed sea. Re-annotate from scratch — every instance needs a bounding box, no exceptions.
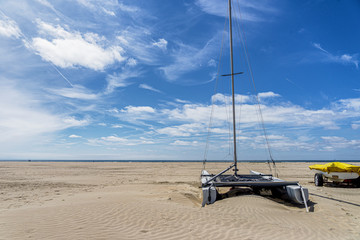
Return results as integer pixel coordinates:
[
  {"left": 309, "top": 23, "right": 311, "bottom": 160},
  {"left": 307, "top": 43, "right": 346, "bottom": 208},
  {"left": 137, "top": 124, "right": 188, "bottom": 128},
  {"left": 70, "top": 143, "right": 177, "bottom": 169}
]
[{"left": 0, "top": 160, "right": 359, "bottom": 163}]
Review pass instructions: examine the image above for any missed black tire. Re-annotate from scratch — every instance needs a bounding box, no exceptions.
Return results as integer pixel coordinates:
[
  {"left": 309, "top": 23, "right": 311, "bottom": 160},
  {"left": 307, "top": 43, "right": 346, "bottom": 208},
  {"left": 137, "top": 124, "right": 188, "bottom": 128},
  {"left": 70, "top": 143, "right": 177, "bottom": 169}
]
[
  {"left": 354, "top": 177, "right": 360, "bottom": 188},
  {"left": 314, "top": 173, "right": 323, "bottom": 186}
]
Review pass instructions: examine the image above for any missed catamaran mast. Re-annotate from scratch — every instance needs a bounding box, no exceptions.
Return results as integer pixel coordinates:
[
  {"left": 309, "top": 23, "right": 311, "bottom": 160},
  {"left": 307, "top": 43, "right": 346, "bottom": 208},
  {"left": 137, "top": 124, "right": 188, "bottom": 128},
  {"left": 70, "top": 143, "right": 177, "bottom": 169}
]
[{"left": 228, "top": 0, "right": 238, "bottom": 174}]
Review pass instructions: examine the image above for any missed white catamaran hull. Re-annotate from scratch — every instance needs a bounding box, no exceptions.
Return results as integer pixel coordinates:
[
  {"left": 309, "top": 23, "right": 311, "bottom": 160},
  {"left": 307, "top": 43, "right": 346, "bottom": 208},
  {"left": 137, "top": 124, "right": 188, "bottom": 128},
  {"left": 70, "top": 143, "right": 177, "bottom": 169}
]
[
  {"left": 286, "top": 185, "right": 309, "bottom": 204},
  {"left": 201, "top": 170, "right": 217, "bottom": 206}
]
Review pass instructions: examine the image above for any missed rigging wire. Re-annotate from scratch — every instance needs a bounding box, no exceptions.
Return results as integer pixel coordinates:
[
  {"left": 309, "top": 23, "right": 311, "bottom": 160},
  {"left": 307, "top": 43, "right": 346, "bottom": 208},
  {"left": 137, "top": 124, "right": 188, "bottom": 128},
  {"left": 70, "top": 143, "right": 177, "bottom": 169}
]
[
  {"left": 233, "top": 0, "right": 278, "bottom": 177},
  {"left": 226, "top": 91, "right": 233, "bottom": 158},
  {"left": 232, "top": 7, "right": 268, "bottom": 172},
  {"left": 203, "top": 0, "right": 279, "bottom": 177}
]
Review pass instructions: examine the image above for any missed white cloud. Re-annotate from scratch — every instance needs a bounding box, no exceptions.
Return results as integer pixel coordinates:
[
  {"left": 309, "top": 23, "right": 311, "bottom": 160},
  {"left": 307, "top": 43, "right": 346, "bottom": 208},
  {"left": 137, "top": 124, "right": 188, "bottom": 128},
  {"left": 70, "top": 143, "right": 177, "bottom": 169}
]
[
  {"left": 212, "top": 93, "right": 251, "bottom": 104},
  {"left": 126, "top": 58, "right": 137, "bottom": 66},
  {"left": 338, "top": 98, "right": 360, "bottom": 111},
  {"left": 101, "top": 135, "right": 127, "bottom": 142},
  {"left": 351, "top": 121, "right": 360, "bottom": 130},
  {"left": 312, "top": 42, "right": 359, "bottom": 68},
  {"left": 258, "top": 91, "right": 280, "bottom": 98},
  {"left": 121, "top": 106, "right": 155, "bottom": 114},
  {"left": 165, "top": 104, "right": 212, "bottom": 123},
  {"left": 0, "top": 15, "right": 21, "bottom": 38},
  {"left": 69, "top": 134, "right": 82, "bottom": 138},
  {"left": 107, "top": 92, "right": 360, "bottom": 142},
  {"left": 139, "top": 83, "right": 162, "bottom": 93},
  {"left": 102, "top": 8, "right": 116, "bottom": 16},
  {"left": 30, "top": 20, "right": 126, "bottom": 71},
  {"left": 62, "top": 116, "right": 89, "bottom": 126},
  {"left": 153, "top": 38, "right": 168, "bottom": 51},
  {"left": 155, "top": 94, "right": 360, "bottom": 140},
  {"left": 321, "top": 136, "right": 360, "bottom": 150},
  {"left": 109, "top": 105, "right": 157, "bottom": 124},
  {"left": 157, "top": 123, "right": 205, "bottom": 137},
  {"left": 175, "top": 99, "right": 191, "bottom": 104},
  {"left": 107, "top": 108, "right": 119, "bottom": 114}
]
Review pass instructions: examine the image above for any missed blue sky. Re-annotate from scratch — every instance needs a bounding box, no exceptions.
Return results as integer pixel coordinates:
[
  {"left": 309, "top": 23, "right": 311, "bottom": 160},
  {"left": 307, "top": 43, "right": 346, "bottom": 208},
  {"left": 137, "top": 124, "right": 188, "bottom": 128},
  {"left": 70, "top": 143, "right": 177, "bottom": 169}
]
[{"left": 0, "top": 0, "right": 359, "bottom": 160}]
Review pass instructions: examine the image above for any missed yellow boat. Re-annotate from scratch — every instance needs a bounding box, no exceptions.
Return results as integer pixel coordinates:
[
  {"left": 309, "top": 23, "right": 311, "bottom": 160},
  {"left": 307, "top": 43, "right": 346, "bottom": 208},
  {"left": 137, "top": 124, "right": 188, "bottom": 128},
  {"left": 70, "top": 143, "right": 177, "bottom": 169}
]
[{"left": 309, "top": 162, "right": 360, "bottom": 187}]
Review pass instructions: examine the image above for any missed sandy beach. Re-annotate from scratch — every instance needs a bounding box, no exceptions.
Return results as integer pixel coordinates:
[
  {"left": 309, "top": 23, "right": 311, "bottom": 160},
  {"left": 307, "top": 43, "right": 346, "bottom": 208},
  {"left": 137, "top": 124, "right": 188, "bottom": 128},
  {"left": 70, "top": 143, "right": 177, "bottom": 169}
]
[{"left": 0, "top": 161, "right": 359, "bottom": 240}]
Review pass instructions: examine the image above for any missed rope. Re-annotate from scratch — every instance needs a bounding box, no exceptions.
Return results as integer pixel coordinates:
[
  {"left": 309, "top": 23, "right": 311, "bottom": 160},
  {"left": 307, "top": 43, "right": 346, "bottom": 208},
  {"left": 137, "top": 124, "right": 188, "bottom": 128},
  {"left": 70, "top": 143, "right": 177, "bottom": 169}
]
[{"left": 203, "top": 16, "right": 228, "bottom": 170}]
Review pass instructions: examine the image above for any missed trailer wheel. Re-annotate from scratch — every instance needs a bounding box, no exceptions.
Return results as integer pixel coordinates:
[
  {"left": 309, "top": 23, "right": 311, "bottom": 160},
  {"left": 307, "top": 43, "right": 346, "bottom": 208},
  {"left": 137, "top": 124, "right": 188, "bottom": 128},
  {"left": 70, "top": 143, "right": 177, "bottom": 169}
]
[
  {"left": 354, "top": 177, "right": 360, "bottom": 188},
  {"left": 314, "top": 173, "right": 323, "bottom": 186}
]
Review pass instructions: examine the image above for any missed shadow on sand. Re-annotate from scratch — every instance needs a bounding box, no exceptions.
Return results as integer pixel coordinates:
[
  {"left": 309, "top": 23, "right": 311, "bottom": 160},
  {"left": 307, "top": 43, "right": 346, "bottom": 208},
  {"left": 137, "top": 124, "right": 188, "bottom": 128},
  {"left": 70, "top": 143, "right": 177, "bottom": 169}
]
[
  {"left": 309, "top": 192, "right": 360, "bottom": 207},
  {"left": 216, "top": 187, "right": 316, "bottom": 212}
]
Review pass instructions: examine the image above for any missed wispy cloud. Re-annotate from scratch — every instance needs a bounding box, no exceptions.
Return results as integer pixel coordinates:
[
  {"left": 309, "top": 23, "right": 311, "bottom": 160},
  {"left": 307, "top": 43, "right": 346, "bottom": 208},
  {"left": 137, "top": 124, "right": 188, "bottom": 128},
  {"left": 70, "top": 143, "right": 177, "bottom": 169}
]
[
  {"left": 351, "top": 121, "right": 360, "bottom": 130},
  {"left": 87, "top": 135, "right": 155, "bottom": 146},
  {"left": 195, "top": 0, "right": 278, "bottom": 22},
  {"left": 312, "top": 42, "right": 359, "bottom": 68},
  {"left": 76, "top": 0, "right": 135, "bottom": 16},
  {"left": 116, "top": 26, "right": 167, "bottom": 65},
  {"left": 0, "top": 14, "right": 22, "bottom": 38},
  {"left": 105, "top": 68, "right": 141, "bottom": 94},
  {"left": 107, "top": 105, "right": 158, "bottom": 126},
  {"left": 321, "top": 136, "right": 360, "bottom": 151},
  {"left": 0, "top": 80, "right": 89, "bottom": 143},
  {"left": 111, "top": 124, "right": 123, "bottom": 128},
  {"left": 139, "top": 83, "right": 162, "bottom": 93},
  {"left": 171, "top": 140, "right": 199, "bottom": 146},
  {"left": 160, "top": 32, "right": 222, "bottom": 82},
  {"left": 47, "top": 84, "right": 100, "bottom": 100}
]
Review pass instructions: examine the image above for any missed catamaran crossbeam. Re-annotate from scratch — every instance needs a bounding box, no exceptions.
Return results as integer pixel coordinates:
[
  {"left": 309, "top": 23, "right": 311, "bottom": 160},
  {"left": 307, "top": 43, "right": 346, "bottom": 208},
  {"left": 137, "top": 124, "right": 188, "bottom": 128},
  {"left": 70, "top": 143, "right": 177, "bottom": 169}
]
[{"left": 201, "top": 169, "right": 309, "bottom": 211}]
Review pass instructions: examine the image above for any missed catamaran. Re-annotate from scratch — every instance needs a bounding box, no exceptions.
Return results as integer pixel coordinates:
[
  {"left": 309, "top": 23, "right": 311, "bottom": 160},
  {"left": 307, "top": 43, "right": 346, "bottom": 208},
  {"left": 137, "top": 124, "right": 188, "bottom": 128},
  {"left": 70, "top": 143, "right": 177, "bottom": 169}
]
[{"left": 201, "top": 0, "right": 309, "bottom": 211}]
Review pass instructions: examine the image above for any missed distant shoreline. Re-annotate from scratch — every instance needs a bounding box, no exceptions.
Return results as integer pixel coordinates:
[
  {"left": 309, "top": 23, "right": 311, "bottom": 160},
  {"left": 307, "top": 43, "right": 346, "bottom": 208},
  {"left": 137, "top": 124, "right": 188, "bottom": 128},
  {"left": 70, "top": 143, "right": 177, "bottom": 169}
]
[{"left": 1, "top": 160, "right": 359, "bottom": 163}]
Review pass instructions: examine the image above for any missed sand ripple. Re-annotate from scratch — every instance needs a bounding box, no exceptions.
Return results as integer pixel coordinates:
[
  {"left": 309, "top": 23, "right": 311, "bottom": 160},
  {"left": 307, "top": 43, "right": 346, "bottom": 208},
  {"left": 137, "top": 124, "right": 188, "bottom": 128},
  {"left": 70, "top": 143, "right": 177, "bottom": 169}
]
[{"left": 0, "top": 162, "right": 359, "bottom": 240}]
